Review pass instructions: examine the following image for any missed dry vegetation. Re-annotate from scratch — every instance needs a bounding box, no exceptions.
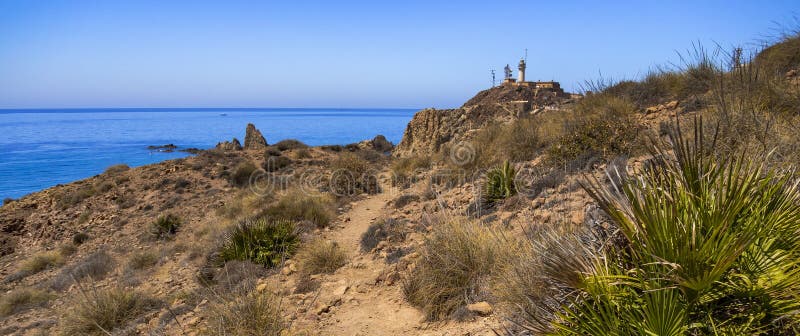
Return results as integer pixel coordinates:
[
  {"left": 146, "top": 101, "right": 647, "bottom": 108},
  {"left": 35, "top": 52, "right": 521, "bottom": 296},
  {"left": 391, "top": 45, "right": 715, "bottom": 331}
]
[
  {"left": 59, "top": 287, "right": 161, "bottom": 335},
  {"left": 203, "top": 285, "right": 286, "bottom": 336},
  {"left": 1, "top": 25, "right": 799, "bottom": 336},
  {"left": 295, "top": 239, "right": 348, "bottom": 276},
  {"left": 404, "top": 215, "right": 501, "bottom": 321}
]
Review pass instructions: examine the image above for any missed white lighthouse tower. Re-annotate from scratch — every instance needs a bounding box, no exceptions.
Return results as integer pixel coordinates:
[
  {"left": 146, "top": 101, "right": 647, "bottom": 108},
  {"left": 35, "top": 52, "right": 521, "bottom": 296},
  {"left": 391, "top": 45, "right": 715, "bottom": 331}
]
[{"left": 518, "top": 58, "right": 526, "bottom": 83}]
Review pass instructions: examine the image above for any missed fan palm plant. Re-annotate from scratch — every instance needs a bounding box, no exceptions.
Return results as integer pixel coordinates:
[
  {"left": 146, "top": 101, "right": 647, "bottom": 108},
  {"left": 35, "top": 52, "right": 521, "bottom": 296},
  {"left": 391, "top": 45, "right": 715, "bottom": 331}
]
[
  {"left": 550, "top": 119, "right": 800, "bottom": 335},
  {"left": 485, "top": 160, "right": 517, "bottom": 203}
]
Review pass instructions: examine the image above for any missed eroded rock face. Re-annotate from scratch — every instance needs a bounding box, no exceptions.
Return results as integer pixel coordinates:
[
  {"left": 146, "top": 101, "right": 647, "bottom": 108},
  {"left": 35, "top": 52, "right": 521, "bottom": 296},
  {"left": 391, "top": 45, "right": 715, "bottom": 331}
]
[
  {"left": 393, "top": 108, "right": 461, "bottom": 157},
  {"left": 244, "top": 123, "right": 268, "bottom": 150},
  {"left": 215, "top": 138, "right": 242, "bottom": 151},
  {"left": 393, "top": 84, "right": 576, "bottom": 158}
]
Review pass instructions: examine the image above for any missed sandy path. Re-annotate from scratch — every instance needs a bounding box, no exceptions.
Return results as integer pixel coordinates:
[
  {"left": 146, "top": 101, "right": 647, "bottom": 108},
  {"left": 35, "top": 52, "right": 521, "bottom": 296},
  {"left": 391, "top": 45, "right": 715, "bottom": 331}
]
[
  {"left": 292, "top": 177, "right": 499, "bottom": 336},
  {"left": 311, "top": 181, "right": 425, "bottom": 336}
]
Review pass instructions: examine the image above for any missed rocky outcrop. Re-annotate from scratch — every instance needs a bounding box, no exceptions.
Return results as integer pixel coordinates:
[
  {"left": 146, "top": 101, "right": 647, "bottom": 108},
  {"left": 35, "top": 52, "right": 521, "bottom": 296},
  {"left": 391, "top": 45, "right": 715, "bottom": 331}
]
[
  {"left": 215, "top": 138, "right": 242, "bottom": 151},
  {"left": 370, "top": 135, "right": 394, "bottom": 152},
  {"left": 463, "top": 84, "right": 561, "bottom": 107},
  {"left": 394, "top": 84, "right": 574, "bottom": 158},
  {"left": 393, "top": 103, "right": 528, "bottom": 157},
  {"left": 244, "top": 123, "right": 268, "bottom": 150}
]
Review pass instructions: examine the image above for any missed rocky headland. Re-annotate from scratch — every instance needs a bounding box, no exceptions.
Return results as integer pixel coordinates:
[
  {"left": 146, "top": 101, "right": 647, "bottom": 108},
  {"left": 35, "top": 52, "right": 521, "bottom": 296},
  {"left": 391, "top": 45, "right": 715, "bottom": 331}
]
[{"left": 1, "top": 34, "right": 800, "bottom": 335}]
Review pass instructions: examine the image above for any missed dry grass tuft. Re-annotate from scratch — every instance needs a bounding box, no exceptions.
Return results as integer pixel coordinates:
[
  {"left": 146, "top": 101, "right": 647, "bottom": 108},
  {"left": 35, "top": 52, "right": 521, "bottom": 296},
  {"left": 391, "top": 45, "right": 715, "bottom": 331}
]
[
  {"left": 127, "top": 251, "right": 159, "bottom": 271},
  {"left": 59, "top": 286, "right": 160, "bottom": 335},
  {"left": 203, "top": 285, "right": 286, "bottom": 336},
  {"left": 103, "top": 164, "right": 130, "bottom": 175},
  {"left": 295, "top": 239, "right": 348, "bottom": 276},
  {"left": 0, "top": 288, "right": 53, "bottom": 317},
  {"left": 20, "top": 251, "right": 64, "bottom": 274},
  {"left": 216, "top": 190, "right": 273, "bottom": 221},
  {"left": 51, "top": 250, "right": 114, "bottom": 291},
  {"left": 403, "top": 216, "right": 501, "bottom": 321},
  {"left": 391, "top": 155, "right": 431, "bottom": 186},
  {"left": 261, "top": 189, "right": 335, "bottom": 228}
]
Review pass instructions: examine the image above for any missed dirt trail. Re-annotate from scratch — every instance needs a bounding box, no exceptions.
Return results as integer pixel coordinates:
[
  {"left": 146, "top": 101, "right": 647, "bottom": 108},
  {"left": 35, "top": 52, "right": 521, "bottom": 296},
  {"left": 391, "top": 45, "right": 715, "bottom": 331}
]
[
  {"left": 292, "top": 176, "right": 498, "bottom": 336},
  {"left": 311, "top": 181, "right": 425, "bottom": 336}
]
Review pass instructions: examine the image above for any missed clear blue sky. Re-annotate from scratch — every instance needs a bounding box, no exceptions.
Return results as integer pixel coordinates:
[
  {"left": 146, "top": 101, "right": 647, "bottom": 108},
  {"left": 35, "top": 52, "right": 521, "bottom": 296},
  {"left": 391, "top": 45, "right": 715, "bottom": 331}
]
[{"left": 0, "top": 1, "right": 797, "bottom": 109}]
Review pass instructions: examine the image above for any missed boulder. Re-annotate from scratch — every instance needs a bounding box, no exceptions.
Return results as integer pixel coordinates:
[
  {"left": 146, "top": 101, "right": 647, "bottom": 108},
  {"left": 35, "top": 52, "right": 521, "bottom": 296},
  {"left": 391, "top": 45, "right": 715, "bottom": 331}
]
[
  {"left": 664, "top": 100, "right": 679, "bottom": 109},
  {"left": 466, "top": 301, "right": 493, "bottom": 316},
  {"left": 215, "top": 138, "right": 242, "bottom": 151},
  {"left": 244, "top": 123, "right": 268, "bottom": 150},
  {"left": 370, "top": 135, "right": 394, "bottom": 152}
]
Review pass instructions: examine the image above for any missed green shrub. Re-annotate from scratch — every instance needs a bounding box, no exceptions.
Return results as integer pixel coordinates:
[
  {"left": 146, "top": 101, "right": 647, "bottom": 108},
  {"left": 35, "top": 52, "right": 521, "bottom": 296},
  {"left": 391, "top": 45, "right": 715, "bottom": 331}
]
[
  {"left": 59, "top": 287, "right": 160, "bottom": 336},
  {"left": 295, "top": 239, "right": 348, "bottom": 275},
  {"left": 484, "top": 160, "right": 517, "bottom": 203},
  {"left": 230, "top": 161, "right": 258, "bottom": 188},
  {"left": 72, "top": 232, "right": 90, "bottom": 246},
  {"left": 0, "top": 288, "right": 53, "bottom": 317},
  {"left": 150, "top": 214, "right": 181, "bottom": 238},
  {"left": 547, "top": 93, "right": 639, "bottom": 166},
  {"left": 261, "top": 190, "right": 335, "bottom": 228},
  {"left": 330, "top": 152, "right": 376, "bottom": 195},
  {"left": 274, "top": 139, "right": 308, "bottom": 151},
  {"left": 532, "top": 121, "right": 800, "bottom": 335},
  {"left": 263, "top": 155, "right": 292, "bottom": 172},
  {"left": 219, "top": 217, "right": 299, "bottom": 267},
  {"left": 103, "top": 164, "right": 130, "bottom": 175},
  {"left": 404, "top": 216, "right": 500, "bottom": 321}
]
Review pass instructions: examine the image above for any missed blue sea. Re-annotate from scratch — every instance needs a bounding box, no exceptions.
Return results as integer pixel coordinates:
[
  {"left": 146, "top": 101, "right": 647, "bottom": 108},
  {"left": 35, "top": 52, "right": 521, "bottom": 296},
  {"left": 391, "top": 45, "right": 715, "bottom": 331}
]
[{"left": 0, "top": 108, "right": 417, "bottom": 200}]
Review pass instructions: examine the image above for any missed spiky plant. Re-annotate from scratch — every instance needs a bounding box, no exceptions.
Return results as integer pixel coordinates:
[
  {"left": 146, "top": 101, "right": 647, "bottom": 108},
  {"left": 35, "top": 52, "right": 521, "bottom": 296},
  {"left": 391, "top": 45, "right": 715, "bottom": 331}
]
[
  {"left": 546, "top": 119, "right": 800, "bottom": 335},
  {"left": 219, "top": 217, "right": 299, "bottom": 268},
  {"left": 485, "top": 160, "right": 517, "bottom": 203},
  {"left": 150, "top": 214, "right": 181, "bottom": 238}
]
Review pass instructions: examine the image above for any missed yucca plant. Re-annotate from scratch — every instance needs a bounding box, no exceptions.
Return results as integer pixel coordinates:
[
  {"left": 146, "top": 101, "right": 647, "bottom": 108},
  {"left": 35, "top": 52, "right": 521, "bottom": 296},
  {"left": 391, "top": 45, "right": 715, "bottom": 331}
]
[
  {"left": 219, "top": 217, "right": 299, "bottom": 268},
  {"left": 485, "top": 160, "right": 517, "bottom": 203},
  {"left": 546, "top": 119, "right": 800, "bottom": 335},
  {"left": 150, "top": 214, "right": 181, "bottom": 238}
]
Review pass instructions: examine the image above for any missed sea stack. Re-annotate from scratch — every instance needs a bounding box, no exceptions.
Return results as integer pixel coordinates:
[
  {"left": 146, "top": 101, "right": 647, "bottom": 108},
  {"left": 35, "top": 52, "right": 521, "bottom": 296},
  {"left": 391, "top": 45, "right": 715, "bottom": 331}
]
[{"left": 244, "top": 123, "right": 268, "bottom": 150}]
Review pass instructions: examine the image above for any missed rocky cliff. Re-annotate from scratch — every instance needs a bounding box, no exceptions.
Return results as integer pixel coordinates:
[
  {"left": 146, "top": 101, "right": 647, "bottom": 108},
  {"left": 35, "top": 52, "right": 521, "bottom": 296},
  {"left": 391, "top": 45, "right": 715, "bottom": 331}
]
[{"left": 393, "top": 84, "right": 574, "bottom": 157}]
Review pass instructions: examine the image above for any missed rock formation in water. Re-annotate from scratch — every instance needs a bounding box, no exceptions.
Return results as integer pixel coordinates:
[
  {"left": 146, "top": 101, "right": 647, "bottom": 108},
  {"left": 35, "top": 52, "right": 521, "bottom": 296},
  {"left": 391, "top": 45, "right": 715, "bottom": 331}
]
[
  {"left": 215, "top": 138, "right": 243, "bottom": 151},
  {"left": 244, "top": 123, "right": 268, "bottom": 150}
]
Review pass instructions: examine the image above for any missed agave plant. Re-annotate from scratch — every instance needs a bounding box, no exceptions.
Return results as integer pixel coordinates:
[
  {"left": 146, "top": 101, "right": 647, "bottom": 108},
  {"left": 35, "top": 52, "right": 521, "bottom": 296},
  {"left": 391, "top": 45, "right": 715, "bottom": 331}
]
[
  {"left": 219, "top": 217, "right": 299, "bottom": 267},
  {"left": 548, "top": 119, "right": 800, "bottom": 335},
  {"left": 485, "top": 160, "right": 517, "bottom": 203}
]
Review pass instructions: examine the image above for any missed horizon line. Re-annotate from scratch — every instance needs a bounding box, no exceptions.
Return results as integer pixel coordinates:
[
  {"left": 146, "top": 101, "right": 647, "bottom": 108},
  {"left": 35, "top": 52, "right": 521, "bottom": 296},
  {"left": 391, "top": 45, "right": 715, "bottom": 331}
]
[{"left": 0, "top": 106, "right": 424, "bottom": 112}]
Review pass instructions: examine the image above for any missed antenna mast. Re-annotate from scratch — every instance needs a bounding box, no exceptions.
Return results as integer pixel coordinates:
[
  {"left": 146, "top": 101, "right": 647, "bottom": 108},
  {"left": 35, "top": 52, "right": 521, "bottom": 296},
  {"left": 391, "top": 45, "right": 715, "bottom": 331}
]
[{"left": 490, "top": 69, "right": 496, "bottom": 87}]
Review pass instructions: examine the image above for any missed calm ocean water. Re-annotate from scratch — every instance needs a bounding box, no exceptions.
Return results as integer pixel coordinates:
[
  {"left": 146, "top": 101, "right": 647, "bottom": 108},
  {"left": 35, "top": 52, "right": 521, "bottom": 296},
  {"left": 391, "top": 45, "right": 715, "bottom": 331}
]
[{"left": 0, "top": 108, "right": 416, "bottom": 200}]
